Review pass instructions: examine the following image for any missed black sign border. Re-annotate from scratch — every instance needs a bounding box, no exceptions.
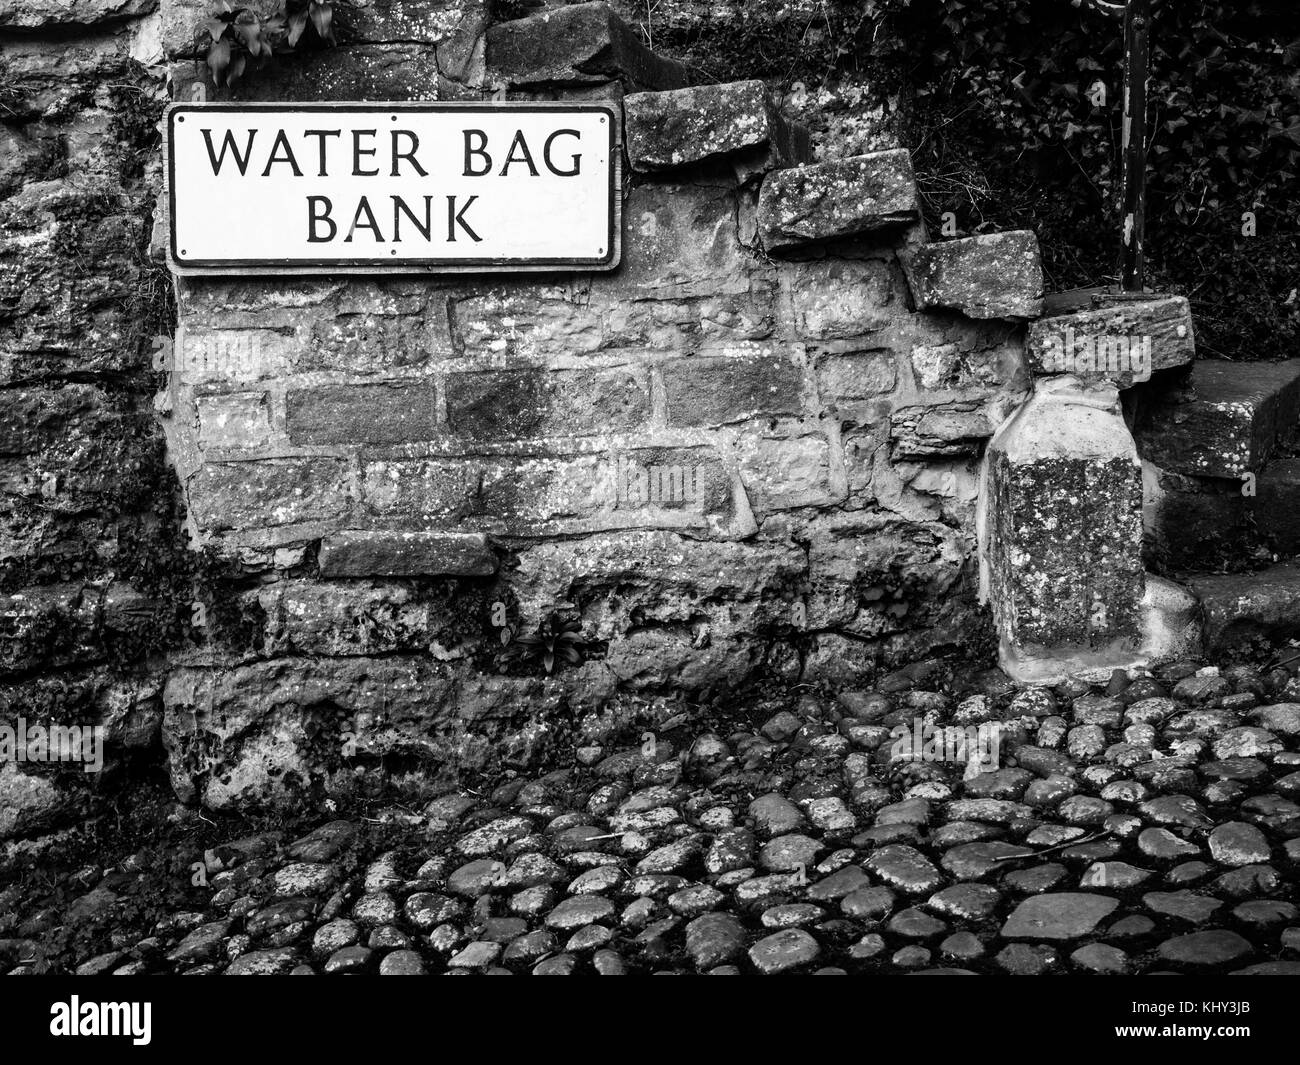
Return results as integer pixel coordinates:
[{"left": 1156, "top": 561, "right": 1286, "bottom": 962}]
[{"left": 165, "top": 101, "right": 622, "bottom": 276}]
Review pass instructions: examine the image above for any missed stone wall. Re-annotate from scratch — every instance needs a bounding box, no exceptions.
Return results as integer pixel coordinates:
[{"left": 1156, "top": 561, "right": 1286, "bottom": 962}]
[
  {"left": 0, "top": 0, "right": 174, "bottom": 839},
  {"left": 1, "top": 0, "right": 1042, "bottom": 836}
]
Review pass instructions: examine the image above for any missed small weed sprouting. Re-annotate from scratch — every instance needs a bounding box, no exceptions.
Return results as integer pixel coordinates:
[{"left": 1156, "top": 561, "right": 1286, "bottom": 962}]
[{"left": 500, "top": 614, "right": 587, "bottom": 675}]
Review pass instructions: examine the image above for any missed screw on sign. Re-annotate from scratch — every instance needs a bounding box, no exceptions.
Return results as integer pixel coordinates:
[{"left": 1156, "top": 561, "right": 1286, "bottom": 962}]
[{"left": 1077, "top": 0, "right": 1157, "bottom": 293}]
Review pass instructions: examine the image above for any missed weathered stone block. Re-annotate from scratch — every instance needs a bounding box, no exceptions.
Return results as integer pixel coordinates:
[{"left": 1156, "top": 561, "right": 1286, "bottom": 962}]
[
  {"left": 339, "top": 0, "right": 488, "bottom": 83},
  {"left": 0, "top": 384, "right": 160, "bottom": 516},
  {"left": 363, "top": 450, "right": 750, "bottom": 536},
  {"left": 445, "top": 368, "right": 648, "bottom": 439},
  {"left": 1027, "top": 295, "right": 1195, "bottom": 387},
  {"left": 662, "top": 353, "right": 804, "bottom": 427},
  {"left": 817, "top": 351, "right": 897, "bottom": 404},
  {"left": 624, "top": 79, "right": 811, "bottom": 178},
  {"left": 287, "top": 382, "right": 440, "bottom": 446},
  {"left": 616, "top": 182, "right": 750, "bottom": 296},
  {"left": 0, "top": 124, "right": 46, "bottom": 198},
  {"left": 0, "top": 181, "right": 147, "bottom": 377},
  {"left": 175, "top": 327, "right": 295, "bottom": 384},
  {"left": 257, "top": 580, "right": 440, "bottom": 656},
  {"left": 309, "top": 311, "right": 452, "bottom": 370},
  {"left": 161, "top": 657, "right": 465, "bottom": 808},
  {"left": 806, "top": 514, "right": 965, "bottom": 638},
  {"left": 903, "top": 232, "right": 1044, "bottom": 320},
  {"left": 596, "top": 284, "right": 776, "bottom": 351},
  {"left": 736, "top": 426, "right": 839, "bottom": 512},
  {"left": 1, "top": 39, "right": 138, "bottom": 120},
  {"left": 189, "top": 458, "right": 351, "bottom": 531},
  {"left": 610, "top": 446, "right": 732, "bottom": 522},
  {"left": 1191, "top": 563, "right": 1300, "bottom": 655},
  {"left": 891, "top": 403, "right": 993, "bottom": 459},
  {"left": 908, "top": 332, "right": 1022, "bottom": 393},
  {"left": 757, "top": 150, "right": 919, "bottom": 251},
  {"left": 983, "top": 378, "right": 1145, "bottom": 676},
  {"left": 319, "top": 530, "right": 495, "bottom": 577},
  {"left": 790, "top": 258, "right": 900, "bottom": 341},
  {"left": 477, "top": 454, "right": 607, "bottom": 526},
  {"left": 0, "top": 582, "right": 99, "bottom": 675},
  {"left": 0, "top": 0, "right": 155, "bottom": 31},
  {"left": 0, "top": 670, "right": 160, "bottom": 839},
  {"left": 196, "top": 392, "right": 272, "bottom": 451},
  {"left": 0, "top": 762, "right": 62, "bottom": 841},
  {"left": 362, "top": 459, "right": 480, "bottom": 521},
  {"left": 1136, "top": 359, "right": 1300, "bottom": 479},
  {"left": 802, "top": 632, "right": 883, "bottom": 685},
  {"left": 486, "top": 2, "right": 689, "bottom": 91},
  {"left": 0, "top": 386, "right": 103, "bottom": 456},
  {"left": 160, "top": 0, "right": 213, "bottom": 59},
  {"left": 454, "top": 288, "right": 604, "bottom": 358},
  {"left": 510, "top": 530, "right": 806, "bottom": 640},
  {"left": 1142, "top": 463, "right": 1279, "bottom": 571},
  {"left": 344, "top": 0, "right": 487, "bottom": 47}
]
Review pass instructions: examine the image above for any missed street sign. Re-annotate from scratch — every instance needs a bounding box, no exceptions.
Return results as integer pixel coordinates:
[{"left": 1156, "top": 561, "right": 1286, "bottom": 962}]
[{"left": 165, "top": 102, "right": 621, "bottom": 275}]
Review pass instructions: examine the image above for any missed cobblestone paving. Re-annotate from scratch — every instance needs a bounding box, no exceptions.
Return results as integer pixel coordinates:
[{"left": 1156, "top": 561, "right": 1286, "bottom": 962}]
[{"left": 6, "top": 657, "right": 1300, "bottom": 975}]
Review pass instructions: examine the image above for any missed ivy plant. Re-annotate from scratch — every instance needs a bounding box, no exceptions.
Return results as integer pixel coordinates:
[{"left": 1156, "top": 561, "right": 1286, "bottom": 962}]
[{"left": 202, "top": 0, "right": 345, "bottom": 87}]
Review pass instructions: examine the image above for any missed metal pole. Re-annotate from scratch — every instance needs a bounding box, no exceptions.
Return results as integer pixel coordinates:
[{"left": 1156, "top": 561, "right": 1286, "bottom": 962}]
[{"left": 1119, "top": 0, "right": 1149, "bottom": 291}]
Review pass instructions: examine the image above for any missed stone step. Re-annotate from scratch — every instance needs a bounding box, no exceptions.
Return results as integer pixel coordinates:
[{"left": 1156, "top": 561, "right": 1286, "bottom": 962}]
[
  {"left": 1026, "top": 290, "right": 1195, "bottom": 388},
  {"left": 1134, "top": 359, "right": 1300, "bottom": 479},
  {"left": 625, "top": 80, "right": 812, "bottom": 182},
  {"left": 486, "top": 2, "right": 691, "bottom": 93},
  {"left": 1145, "top": 456, "right": 1300, "bottom": 570},
  {"left": 1190, "top": 561, "right": 1300, "bottom": 655},
  {"left": 756, "top": 149, "right": 920, "bottom": 251},
  {"left": 901, "top": 231, "right": 1043, "bottom": 320}
]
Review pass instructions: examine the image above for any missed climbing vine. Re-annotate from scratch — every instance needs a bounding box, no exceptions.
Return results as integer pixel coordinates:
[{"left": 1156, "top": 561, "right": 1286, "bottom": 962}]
[{"left": 201, "top": 0, "right": 350, "bottom": 87}]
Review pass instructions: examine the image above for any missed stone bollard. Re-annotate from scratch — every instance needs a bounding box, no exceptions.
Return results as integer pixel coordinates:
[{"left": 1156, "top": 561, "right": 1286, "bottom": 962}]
[{"left": 980, "top": 375, "right": 1197, "bottom": 682}]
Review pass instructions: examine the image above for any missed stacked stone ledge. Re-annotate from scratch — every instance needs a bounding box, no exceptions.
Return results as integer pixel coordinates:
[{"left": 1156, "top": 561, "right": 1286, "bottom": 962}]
[
  {"left": 1024, "top": 287, "right": 1300, "bottom": 664},
  {"left": 624, "top": 80, "right": 812, "bottom": 182},
  {"left": 987, "top": 279, "right": 1300, "bottom": 672},
  {"left": 1137, "top": 357, "right": 1300, "bottom": 656},
  {"left": 486, "top": 1, "right": 689, "bottom": 95}
]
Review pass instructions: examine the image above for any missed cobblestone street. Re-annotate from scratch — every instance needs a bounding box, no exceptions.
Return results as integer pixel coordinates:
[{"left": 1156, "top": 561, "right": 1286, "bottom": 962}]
[{"left": 6, "top": 656, "right": 1299, "bottom": 976}]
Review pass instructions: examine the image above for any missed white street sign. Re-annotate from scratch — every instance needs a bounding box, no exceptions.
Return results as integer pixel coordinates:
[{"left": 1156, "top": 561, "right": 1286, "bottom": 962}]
[{"left": 166, "top": 102, "right": 620, "bottom": 275}]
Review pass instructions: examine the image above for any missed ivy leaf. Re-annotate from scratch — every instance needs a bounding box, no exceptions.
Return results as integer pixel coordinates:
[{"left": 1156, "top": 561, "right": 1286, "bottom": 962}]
[
  {"left": 309, "top": 1, "right": 334, "bottom": 42},
  {"left": 206, "top": 36, "right": 232, "bottom": 82},
  {"left": 234, "top": 10, "right": 263, "bottom": 55},
  {"left": 203, "top": 18, "right": 227, "bottom": 42},
  {"left": 287, "top": 8, "right": 309, "bottom": 46},
  {"left": 1273, "top": 123, "right": 1300, "bottom": 147},
  {"left": 226, "top": 51, "right": 247, "bottom": 86}
]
